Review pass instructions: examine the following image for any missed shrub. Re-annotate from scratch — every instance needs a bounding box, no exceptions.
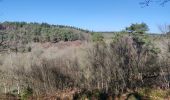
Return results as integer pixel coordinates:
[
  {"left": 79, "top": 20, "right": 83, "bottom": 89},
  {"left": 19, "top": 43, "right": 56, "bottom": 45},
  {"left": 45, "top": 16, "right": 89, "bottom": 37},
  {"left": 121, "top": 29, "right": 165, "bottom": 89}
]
[
  {"left": 92, "top": 33, "right": 104, "bottom": 42},
  {"left": 21, "top": 86, "right": 33, "bottom": 100}
]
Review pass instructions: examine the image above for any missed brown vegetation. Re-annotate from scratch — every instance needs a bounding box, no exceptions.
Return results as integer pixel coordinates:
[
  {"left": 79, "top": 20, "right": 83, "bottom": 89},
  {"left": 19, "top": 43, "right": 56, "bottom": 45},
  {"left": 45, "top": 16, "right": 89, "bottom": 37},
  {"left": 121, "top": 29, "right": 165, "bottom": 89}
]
[{"left": 0, "top": 22, "right": 170, "bottom": 99}]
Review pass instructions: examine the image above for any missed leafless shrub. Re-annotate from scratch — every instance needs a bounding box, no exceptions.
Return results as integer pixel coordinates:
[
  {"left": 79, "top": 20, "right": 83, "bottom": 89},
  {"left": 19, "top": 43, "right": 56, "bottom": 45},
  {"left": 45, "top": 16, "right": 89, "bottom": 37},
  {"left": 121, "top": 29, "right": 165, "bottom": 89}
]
[
  {"left": 158, "top": 24, "right": 170, "bottom": 35},
  {"left": 0, "top": 36, "right": 169, "bottom": 96},
  {"left": 86, "top": 34, "right": 163, "bottom": 93}
]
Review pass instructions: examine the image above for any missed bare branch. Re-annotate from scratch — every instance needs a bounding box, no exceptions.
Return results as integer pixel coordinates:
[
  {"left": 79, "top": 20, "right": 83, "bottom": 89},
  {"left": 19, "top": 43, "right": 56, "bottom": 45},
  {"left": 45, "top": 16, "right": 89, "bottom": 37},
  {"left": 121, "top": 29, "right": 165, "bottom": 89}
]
[
  {"left": 140, "top": 0, "right": 170, "bottom": 6},
  {"left": 158, "top": 24, "right": 170, "bottom": 34}
]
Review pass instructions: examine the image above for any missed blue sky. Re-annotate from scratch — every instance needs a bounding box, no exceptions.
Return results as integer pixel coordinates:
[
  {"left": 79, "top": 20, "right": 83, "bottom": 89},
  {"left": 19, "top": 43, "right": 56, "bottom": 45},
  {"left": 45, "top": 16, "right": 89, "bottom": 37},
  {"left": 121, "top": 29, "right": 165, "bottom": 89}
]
[{"left": 0, "top": 0, "right": 170, "bottom": 33}]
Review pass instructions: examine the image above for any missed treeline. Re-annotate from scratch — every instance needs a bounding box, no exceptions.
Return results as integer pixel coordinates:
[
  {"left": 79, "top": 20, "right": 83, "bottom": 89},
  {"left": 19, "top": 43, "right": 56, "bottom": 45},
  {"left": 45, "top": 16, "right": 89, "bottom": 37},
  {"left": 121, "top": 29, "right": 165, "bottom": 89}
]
[{"left": 0, "top": 21, "right": 90, "bottom": 52}]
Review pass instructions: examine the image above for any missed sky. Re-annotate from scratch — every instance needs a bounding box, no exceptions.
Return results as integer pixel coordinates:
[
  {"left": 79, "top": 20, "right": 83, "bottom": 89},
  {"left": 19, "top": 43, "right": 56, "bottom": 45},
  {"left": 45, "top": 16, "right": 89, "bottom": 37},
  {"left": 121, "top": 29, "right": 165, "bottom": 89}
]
[{"left": 0, "top": 0, "right": 170, "bottom": 33}]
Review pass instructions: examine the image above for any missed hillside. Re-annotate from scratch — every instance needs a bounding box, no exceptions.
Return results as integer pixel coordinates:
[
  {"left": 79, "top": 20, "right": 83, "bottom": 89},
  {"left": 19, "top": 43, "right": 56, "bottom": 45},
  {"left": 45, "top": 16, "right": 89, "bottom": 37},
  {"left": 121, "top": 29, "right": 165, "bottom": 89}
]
[{"left": 0, "top": 22, "right": 91, "bottom": 52}]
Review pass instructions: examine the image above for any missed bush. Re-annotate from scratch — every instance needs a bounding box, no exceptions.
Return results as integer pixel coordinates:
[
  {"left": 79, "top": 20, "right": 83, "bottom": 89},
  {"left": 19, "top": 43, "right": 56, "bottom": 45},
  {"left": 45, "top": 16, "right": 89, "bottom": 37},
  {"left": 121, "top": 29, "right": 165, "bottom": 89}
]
[
  {"left": 92, "top": 33, "right": 104, "bottom": 42},
  {"left": 21, "top": 86, "right": 33, "bottom": 100}
]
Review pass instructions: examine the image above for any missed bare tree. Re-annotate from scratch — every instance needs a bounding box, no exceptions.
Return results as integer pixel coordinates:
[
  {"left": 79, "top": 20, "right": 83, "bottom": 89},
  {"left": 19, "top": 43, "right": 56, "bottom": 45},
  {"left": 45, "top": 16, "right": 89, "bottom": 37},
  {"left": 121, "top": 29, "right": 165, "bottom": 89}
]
[{"left": 158, "top": 24, "right": 170, "bottom": 35}]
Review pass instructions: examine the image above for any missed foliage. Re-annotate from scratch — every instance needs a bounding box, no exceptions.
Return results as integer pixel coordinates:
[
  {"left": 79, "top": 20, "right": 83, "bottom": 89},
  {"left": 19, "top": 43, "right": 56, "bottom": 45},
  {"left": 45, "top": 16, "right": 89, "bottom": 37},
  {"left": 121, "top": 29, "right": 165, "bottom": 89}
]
[
  {"left": 0, "top": 21, "right": 90, "bottom": 52},
  {"left": 126, "top": 23, "right": 149, "bottom": 34},
  {"left": 21, "top": 86, "right": 33, "bottom": 100},
  {"left": 132, "top": 32, "right": 160, "bottom": 54},
  {"left": 74, "top": 89, "right": 108, "bottom": 100},
  {"left": 92, "top": 33, "right": 104, "bottom": 42},
  {"left": 138, "top": 88, "right": 170, "bottom": 100},
  {"left": 125, "top": 23, "right": 160, "bottom": 54},
  {"left": 110, "top": 26, "right": 161, "bottom": 90}
]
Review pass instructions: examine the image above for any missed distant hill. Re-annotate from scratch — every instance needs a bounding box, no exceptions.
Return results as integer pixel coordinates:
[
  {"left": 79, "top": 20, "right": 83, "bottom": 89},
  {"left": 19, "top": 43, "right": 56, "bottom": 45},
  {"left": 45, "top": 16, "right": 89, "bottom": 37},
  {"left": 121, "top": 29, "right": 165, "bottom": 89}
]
[
  {"left": 0, "top": 21, "right": 91, "bottom": 42},
  {"left": 0, "top": 21, "right": 91, "bottom": 52}
]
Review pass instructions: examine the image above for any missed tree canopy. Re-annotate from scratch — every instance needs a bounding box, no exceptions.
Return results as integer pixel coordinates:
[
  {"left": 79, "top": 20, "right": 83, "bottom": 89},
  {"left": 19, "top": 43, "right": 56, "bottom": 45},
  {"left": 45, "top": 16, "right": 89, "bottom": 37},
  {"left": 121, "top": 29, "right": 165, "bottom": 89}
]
[
  {"left": 0, "top": 21, "right": 91, "bottom": 52},
  {"left": 125, "top": 23, "right": 149, "bottom": 34}
]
